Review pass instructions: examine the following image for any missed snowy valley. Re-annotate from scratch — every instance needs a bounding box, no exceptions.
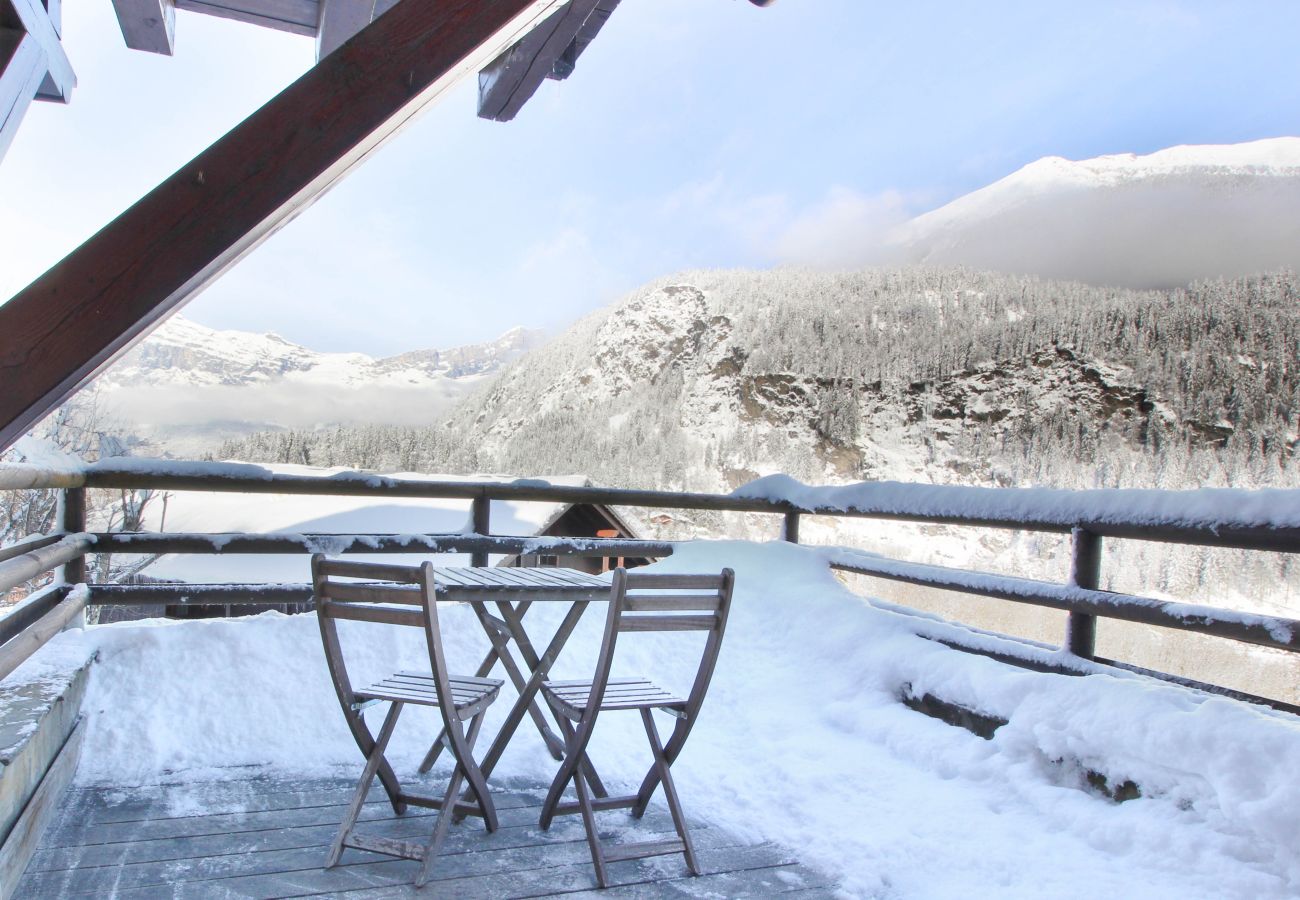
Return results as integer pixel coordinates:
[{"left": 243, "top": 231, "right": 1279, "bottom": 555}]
[{"left": 90, "top": 316, "right": 547, "bottom": 457}]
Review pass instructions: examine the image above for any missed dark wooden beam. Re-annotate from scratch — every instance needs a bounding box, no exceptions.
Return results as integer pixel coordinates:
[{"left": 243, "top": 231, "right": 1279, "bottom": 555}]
[
  {"left": 477, "top": 0, "right": 607, "bottom": 122},
  {"left": 0, "top": 0, "right": 565, "bottom": 453}
]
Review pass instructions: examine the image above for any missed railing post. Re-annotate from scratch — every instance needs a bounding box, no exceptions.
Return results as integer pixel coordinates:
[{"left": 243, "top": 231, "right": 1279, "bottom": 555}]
[
  {"left": 470, "top": 494, "right": 490, "bottom": 568},
  {"left": 60, "top": 487, "right": 87, "bottom": 585},
  {"left": 782, "top": 511, "right": 800, "bottom": 544},
  {"left": 1066, "top": 527, "right": 1100, "bottom": 658},
  {"left": 60, "top": 486, "right": 88, "bottom": 629}
]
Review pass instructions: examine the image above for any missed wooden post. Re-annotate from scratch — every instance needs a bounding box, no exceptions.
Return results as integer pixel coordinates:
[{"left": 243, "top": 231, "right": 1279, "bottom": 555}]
[
  {"left": 59, "top": 487, "right": 87, "bottom": 629},
  {"left": 782, "top": 511, "right": 800, "bottom": 544},
  {"left": 470, "top": 495, "right": 491, "bottom": 567},
  {"left": 1066, "top": 528, "right": 1100, "bottom": 658},
  {"left": 59, "top": 488, "right": 86, "bottom": 585}
]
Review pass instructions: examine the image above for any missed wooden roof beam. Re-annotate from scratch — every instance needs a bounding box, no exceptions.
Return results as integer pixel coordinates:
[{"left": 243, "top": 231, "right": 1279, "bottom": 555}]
[
  {"left": 477, "top": 0, "right": 612, "bottom": 123},
  {"left": 4, "top": 0, "right": 74, "bottom": 102},
  {"left": 174, "top": 0, "right": 318, "bottom": 38},
  {"left": 0, "top": 29, "right": 47, "bottom": 160},
  {"left": 547, "top": 0, "right": 617, "bottom": 82},
  {"left": 110, "top": 0, "right": 176, "bottom": 55},
  {"left": 0, "top": 0, "right": 567, "bottom": 453}
]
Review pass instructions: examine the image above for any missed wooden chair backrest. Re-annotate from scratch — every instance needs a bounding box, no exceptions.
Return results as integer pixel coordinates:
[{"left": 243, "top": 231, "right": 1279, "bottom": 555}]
[
  {"left": 581, "top": 568, "right": 735, "bottom": 730},
  {"left": 310, "top": 555, "right": 459, "bottom": 718}
]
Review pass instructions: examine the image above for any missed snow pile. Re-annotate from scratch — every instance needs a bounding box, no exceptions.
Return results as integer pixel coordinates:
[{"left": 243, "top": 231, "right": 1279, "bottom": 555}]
[{"left": 27, "top": 541, "right": 1300, "bottom": 897}]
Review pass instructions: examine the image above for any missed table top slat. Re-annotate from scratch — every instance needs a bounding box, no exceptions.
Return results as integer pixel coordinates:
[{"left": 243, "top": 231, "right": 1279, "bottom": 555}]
[{"left": 428, "top": 566, "right": 606, "bottom": 598}]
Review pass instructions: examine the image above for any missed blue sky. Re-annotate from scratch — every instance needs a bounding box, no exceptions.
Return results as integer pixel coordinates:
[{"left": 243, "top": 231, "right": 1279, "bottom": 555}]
[{"left": 2, "top": 0, "right": 1298, "bottom": 355}]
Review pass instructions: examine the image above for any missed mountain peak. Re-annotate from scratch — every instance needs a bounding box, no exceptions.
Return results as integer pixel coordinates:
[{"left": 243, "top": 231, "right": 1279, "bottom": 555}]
[{"left": 889, "top": 137, "right": 1300, "bottom": 287}]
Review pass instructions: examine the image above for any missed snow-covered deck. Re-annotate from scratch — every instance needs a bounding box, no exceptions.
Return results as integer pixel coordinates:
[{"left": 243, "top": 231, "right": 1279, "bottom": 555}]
[
  {"left": 19, "top": 776, "right": 829, "bottom": 898},
  {"left": 5, "top": 541, "right": 1297, "bottom": 897}
]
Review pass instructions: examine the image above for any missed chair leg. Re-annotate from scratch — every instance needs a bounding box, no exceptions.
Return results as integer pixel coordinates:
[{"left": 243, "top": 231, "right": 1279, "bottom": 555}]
[
  {"left": 632, "top": 717, "right": 691, "bottom": 819},
  {"left": 539, "top": 716, "right": 593, "bottom": 831},
  {"left": 640, "top": 709, "right": 699, "bottom": 876},
  {"left": 419, "top": 647, "right": 498, "bottom": 773},
  {"left": 326, "top": 700, "right": 404, "bottom": 869},
  {"left": 572, "top": 754, "right": 610, "bottom": 888},
  {"left": 414, "top": 757, "right": 467, "bottom": 887},
  {"left": 414, "top": 711, "right": 493, "bottom": 888}
]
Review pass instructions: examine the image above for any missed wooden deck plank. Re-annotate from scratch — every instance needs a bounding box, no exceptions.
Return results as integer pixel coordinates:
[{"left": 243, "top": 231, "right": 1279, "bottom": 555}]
[
  {"left": 68, "top": 776, "right": 537, "bottom": 826},
  {"left": 18, "top": 778, "right": 835, "bottom": 898},
  {"left": 30, "top": 792, "right": 545, "bottom": 867}
]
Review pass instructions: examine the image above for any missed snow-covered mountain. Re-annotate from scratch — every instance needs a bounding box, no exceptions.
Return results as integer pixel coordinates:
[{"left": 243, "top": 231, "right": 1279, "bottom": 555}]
[
  {"left": 93, "top": 316, "right": 546, "bottom": 456},
  {"left": 886, "top": 137, "right": 1300, "bottom": 287}
]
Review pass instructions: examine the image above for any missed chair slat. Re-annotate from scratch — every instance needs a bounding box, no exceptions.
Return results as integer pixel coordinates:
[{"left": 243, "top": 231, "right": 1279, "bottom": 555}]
[
  {"left": 623, "top": 595, "right": 722, "bottom": 612},
  {"left": 316, "top": 559, "right": 423, "bottom": 583},
  {"left": 396, "top": 671, "right": 502, "bottom": 689},
  {"left": 324, "top": 582, "right": 423, "bottom": 605},
  {"left": 617, "top": 614, "right": 718, "bottom": 632},
  {"left": 320, "top": 601, "right": 424, "bottom": 628},
  {"left": 544, "top": 676, "right": 646, "bottom": 688},
  {"left": 623, "top": 574, "right": 724, "bottom": 590}
]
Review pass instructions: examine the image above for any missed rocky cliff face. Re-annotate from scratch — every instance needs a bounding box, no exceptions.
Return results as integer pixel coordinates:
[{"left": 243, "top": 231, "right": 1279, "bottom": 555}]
[{"left": 445, "top": 273, "right": 1235, "bottom": 494}]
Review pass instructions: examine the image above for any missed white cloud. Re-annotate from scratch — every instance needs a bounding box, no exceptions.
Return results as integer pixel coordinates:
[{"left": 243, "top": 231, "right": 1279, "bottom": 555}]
[{"left": 768, "top": 186, "right": 916, "bottom": 268}]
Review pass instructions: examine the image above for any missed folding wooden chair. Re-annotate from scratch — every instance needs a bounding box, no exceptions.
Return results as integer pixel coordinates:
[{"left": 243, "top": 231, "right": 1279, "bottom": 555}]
[
  {"left": 537, "top": 567, "right": 735, "bottom": 888},
  {"left": 311, "top": 555, "right": 503, "bottom": 887}
]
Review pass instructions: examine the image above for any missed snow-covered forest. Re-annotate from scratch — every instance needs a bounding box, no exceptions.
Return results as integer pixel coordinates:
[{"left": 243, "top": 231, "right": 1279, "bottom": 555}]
[{"left": 219, "top": 267, "right": 1296, "bottom": 495}]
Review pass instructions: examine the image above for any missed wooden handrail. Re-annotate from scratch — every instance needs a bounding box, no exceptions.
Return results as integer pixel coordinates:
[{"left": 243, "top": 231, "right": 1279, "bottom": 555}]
[
  {"left": 831, "top": 552, "right": 1300, "bottom": 653},
  {"left": 0, "top": 589, "right": 89, "bottom": 682},
  {"left": 63, "top": 463, "right": 1300, "bottom": 553},
  {"left": 0, "top": 533, "right": 95, "bottom": 594},
  {"left": 92, "top": 532, "right": 673, "bottom": 557},
  {"left": 0, "top": 532, "right": 63, "bottom": 564},
  {"left": 0, "top": 465, "right": 86, "bottom": 490}
]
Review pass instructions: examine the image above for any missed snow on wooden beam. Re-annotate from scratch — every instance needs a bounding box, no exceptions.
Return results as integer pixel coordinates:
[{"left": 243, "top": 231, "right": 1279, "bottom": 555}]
[
  {"left": 0, "top": 0, "right": 566, "bottom": 454},
  {"left": 477, "top": 0, "right": 606, "bottom": 122},
  {"left": 110, "top": 0, "right": 176, "bottom": 56}
]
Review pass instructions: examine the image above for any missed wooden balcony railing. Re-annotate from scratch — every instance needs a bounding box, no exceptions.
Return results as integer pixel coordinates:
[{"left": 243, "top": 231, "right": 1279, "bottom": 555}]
[{"left": 2, "top": 461, "right": 1298, "bottom": 712}]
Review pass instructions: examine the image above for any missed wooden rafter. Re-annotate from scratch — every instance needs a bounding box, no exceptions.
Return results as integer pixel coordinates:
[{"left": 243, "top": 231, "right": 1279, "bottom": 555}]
[
  {"left": 110, "top": 0, "right": 176, "bottom": 55},
  {"left": 477, "top": 0, "right": 619, "bottom": 123},
  {"left": 0, "top": 0, "right": 567, "bottom": 453},
  {"left": 4, "top": 0, "right": 74, "bottom": 101},
  {"left": 0, "top": 0, "right": 74, "bottom": 162}
]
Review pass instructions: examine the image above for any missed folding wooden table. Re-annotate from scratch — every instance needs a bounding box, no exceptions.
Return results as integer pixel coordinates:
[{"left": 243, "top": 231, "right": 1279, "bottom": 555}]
[{"left": 415, "top": 566, "right": 611, "bottom": 791}]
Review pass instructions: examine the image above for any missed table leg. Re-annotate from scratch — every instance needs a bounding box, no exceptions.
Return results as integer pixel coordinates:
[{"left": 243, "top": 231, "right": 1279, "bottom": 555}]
[
  {"left": 476, "top": 600, "right": 605, "bottom": 793},
  {"left": 419, "top": 602, "right": 564, "bottom": 775}
]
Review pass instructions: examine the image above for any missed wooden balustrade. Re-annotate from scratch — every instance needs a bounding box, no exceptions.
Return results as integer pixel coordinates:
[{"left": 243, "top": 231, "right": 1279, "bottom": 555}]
[{"left": 0, "top": 463, "right": 1297, "bottom": 711}]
